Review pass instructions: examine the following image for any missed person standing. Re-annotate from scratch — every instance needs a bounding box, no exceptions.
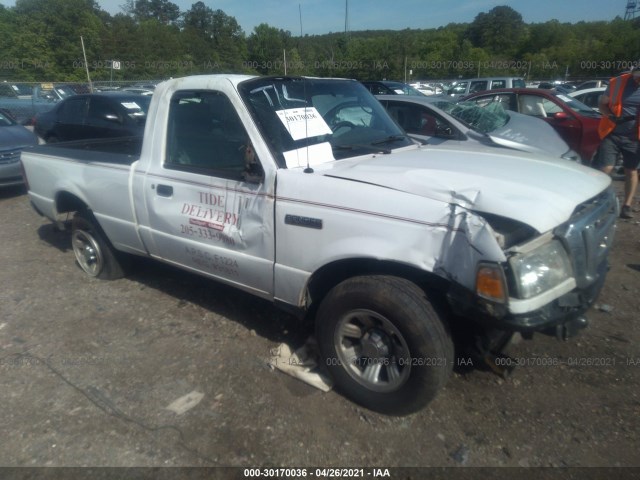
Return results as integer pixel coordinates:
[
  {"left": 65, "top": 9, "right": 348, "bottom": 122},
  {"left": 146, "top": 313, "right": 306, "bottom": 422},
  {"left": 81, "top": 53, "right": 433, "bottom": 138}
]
[{"left": 596, "top": 65, "right": 640, "bottom": 219}]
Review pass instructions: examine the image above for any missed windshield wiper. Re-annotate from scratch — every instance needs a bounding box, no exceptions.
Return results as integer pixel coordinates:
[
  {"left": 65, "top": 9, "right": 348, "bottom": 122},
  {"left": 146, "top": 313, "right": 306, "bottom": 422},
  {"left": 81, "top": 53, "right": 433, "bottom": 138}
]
[
  {"left": 332, "top": 144, "right": 392, "bottom": 154},
  {"left": 372, "top": 134, "right": 407, "bottom": 146}
]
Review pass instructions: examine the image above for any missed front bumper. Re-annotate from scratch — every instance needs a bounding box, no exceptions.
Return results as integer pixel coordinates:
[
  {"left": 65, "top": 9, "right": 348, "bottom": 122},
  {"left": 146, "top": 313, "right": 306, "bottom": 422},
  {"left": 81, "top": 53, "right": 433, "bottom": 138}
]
[
  {"left": 0, "top": 153, "right": 24, "bottom": 187},
  {"left": 448, "top": 256, "right": 607, "bottom": 336},
  {"left": 450, "top": 186, "right": 617, "bottom": 338}
]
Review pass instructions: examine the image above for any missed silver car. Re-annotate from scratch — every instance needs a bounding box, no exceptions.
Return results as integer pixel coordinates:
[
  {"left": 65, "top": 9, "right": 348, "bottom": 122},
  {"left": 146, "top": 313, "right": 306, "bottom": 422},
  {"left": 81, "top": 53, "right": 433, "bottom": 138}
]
[
  {"left": 377, "top": 94, "right": 579, "bottom": 161},
  {"left": 0, "top": 109, "right": 39, "bottom": 187}
]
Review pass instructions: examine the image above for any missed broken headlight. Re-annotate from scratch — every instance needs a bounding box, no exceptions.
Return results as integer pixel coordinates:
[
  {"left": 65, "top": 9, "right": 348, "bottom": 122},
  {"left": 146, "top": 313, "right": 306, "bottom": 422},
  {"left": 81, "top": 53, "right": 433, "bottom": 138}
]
[{"left": 509, "top": 239, "right": 573, "bottom": 299}]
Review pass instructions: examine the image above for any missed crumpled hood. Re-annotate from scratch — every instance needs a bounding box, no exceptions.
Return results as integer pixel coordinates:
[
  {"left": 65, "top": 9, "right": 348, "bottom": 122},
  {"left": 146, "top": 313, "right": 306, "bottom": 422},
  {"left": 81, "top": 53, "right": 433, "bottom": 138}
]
[
  {"left": 488, "top": 111, "right": 571, "bottom": 158},
  {"left": 321, "top": 145, "right": 611, "bottom": 233}
]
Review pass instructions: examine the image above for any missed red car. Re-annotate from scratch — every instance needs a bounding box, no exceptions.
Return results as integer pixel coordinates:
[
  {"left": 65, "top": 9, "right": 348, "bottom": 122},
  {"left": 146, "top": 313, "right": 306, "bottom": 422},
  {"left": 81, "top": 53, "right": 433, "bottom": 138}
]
[{"left": 462, "top": 88, "right": 602, "bottom": 163}]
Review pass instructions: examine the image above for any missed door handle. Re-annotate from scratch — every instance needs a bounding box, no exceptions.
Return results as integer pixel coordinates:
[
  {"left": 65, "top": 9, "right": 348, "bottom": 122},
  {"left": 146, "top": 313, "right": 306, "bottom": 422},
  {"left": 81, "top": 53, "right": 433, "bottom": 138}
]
[{"left": 156, "top": 184, "right": 173, "bottom": 197}]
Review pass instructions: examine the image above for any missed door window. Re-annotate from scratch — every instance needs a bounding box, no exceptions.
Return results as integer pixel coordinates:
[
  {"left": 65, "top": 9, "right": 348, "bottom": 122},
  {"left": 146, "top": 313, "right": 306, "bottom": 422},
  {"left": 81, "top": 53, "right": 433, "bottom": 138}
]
[
  {"left": 165, "top": 91, "right": 262, "bottom": 181},
  {"left": 469, "top": 80, "right": 489, "bottom": 93},
  {"left": 58, "top": 97, "right": 87, "bottom": 124},
  {"left": 518, "top": 94, "right": 562, "bottom": 117},
  {"left": 87, "top": 97, "right": 122, "bottom": 127},
  {"left": 386, "top": 102, "right": 447, "bottom": 137}
]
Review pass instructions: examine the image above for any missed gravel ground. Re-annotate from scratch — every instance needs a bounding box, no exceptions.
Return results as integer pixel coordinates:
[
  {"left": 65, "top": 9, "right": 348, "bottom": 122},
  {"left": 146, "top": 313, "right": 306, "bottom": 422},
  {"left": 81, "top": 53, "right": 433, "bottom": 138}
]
[{"left": 0, "top": 182, "right": 639, "bottom": 475}]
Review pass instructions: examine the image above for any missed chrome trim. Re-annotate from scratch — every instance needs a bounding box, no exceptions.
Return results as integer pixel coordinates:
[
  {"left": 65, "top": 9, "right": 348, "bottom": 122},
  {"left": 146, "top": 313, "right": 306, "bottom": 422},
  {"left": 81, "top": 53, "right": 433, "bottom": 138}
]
[{"left": 555, "top": 187, "right": 617, "bottom": 290}]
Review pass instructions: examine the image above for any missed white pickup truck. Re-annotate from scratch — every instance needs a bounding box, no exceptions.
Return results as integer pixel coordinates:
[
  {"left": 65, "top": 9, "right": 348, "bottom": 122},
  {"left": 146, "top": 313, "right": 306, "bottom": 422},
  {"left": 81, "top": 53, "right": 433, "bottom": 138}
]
[{"left": 21, "top": 75, "right": 617, "bottom": 415}]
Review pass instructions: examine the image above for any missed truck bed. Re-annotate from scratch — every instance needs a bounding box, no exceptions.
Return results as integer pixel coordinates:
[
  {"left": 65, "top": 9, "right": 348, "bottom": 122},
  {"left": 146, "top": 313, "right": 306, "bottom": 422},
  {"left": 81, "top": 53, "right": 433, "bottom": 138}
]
[{"left": 27, "top": 136, "right": 142, "bottom": 165}]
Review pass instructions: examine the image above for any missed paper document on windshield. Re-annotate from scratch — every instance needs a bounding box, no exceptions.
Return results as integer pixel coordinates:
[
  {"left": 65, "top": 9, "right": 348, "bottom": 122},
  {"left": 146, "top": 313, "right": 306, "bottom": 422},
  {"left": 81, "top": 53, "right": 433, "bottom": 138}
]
[
  {"left": 276, "top": 107, "right": 332, "bottom": 140},
  {"left": 283, "top": 142, "right": 335, "bottom": 168}
]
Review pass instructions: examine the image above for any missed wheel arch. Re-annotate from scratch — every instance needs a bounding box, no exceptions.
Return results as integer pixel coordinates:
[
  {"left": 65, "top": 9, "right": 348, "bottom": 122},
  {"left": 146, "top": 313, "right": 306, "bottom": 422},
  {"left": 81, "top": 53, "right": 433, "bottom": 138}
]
[
  {"left": 55, "top": 190, "right": 89, "bottom": 215},
  {"left": 304, "top": 258, "right": 450, "bottom": 318}
]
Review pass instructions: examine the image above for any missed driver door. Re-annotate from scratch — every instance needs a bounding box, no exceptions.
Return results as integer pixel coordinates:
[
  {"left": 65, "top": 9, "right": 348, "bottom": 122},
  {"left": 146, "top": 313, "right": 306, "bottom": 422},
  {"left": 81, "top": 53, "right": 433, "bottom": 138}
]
[{"left": 140, "top": 90, "right": 275, "bottom": 297}]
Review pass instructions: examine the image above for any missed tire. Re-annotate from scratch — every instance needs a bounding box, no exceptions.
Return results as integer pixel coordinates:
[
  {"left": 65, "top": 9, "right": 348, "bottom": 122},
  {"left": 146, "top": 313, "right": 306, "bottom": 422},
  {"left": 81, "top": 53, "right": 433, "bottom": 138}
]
[
  {"left": 71, "top": 210, "right": 127, "bottom": 280},
  {"left": 316, "top": 275, "right": 454, "bottom": 415}
]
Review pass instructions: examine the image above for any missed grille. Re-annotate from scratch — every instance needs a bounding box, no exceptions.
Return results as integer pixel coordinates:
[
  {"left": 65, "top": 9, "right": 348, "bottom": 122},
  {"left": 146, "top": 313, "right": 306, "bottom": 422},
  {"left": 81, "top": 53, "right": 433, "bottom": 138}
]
[
  {"left": 0, "top": 149, "right": 21, "bottom": 165},
  {"left": 556, "top": 187, "right": 617, "bottom": 289}
]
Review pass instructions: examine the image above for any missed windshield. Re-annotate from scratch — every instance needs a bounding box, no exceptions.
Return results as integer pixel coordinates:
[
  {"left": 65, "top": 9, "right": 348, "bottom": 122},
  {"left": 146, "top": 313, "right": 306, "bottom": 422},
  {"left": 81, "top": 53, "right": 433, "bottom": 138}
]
[
  {"left": 433, "top": 100, "right": 509, "bottom": 133},
  {"left": 55, "top": 85, "right": 77, "bottom": 99},
  {"left": 385, "top": 82, "right": 425, "bottom": 96},
  {"left": 120, "top": 96, "right": 151, "bottom": 122},
  {"left": 238, "top": 77, "right": 413, "bottom": 166},
  {"left": 0, "top": 110, "right": 17, "bottom": 126}
]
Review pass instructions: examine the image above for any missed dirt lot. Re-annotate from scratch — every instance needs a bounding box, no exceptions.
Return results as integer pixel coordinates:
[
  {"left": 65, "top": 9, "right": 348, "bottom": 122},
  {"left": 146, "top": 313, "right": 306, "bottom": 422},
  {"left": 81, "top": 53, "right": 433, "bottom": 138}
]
[{"left": 0, "top": 181, "right": 639, "bottom": 474}]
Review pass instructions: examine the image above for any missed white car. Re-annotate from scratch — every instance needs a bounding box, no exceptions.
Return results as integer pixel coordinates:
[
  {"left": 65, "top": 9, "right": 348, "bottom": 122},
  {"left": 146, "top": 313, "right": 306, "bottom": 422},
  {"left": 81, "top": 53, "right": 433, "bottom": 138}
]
[
  {"left": 377, "top": 94, "right": 579, "bottom": 161},
  {"left": 569, "top": 87, "right": 606, "bottom": 112}
]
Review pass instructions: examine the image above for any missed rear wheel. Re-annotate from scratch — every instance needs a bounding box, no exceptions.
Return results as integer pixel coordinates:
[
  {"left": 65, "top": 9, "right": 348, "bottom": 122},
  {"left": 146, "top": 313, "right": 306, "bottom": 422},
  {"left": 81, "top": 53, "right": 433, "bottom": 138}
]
[
  {"left": 316, "top": 275, "right": 453, "bottom": 415},
  {"left": 71, "top": 210, "right": 127, "bottom": 280}
]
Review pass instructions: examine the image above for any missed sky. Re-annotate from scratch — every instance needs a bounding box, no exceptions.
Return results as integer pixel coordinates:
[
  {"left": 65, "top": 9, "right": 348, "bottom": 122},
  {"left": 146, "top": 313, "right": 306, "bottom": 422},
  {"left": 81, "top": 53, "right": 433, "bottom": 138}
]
[{"left": 0, "top": 0, "right": 628, "bottom": 34}]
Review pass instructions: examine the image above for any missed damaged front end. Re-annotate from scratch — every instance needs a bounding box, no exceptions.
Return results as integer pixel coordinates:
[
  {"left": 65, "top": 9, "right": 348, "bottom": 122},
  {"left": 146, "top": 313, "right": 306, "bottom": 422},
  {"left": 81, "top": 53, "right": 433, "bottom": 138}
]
[{"left": 445, "top": 186, "right": 617, "bottom": 340}]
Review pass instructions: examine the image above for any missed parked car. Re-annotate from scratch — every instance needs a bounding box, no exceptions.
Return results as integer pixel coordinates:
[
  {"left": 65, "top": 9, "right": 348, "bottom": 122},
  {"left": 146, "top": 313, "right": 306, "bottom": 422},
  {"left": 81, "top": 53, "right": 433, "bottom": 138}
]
[
  {"left": 361, "top": 80, "right": 425, "bottom": 96},
  {"left": 34, "top": 92, "right": 151, "bottom": 143},
  {"left": 410, "top": 82, "right": 443, "bottom": 95},
  {"left": 462, "top": 88, "right": 602, "bottom": 163},
  {"left": 53, "top": 83, "right": 92, "bottom": 98},
  {"left": 446, "top": 77, "right": 526, "bottom": 97},
  {"left": 569, "top": 87, "right": 606, "bottom": 112},
  {"left": 0, "top": 83, "right": 60, "bottom": 125},
  {"left": 120, "top": 87, "right": 154, "bottom": 96},
  {"left": 377, "top": 95, "right": 578, "bottom": 160},
  {"left": 537, "top": 82, "right": 576, "bottom": 94},
  {"left": 575, "top": 79, "right": 609, "bottom": 91},
  {"left": 0, "top": 108, "right": 39, "bottom": 187}
]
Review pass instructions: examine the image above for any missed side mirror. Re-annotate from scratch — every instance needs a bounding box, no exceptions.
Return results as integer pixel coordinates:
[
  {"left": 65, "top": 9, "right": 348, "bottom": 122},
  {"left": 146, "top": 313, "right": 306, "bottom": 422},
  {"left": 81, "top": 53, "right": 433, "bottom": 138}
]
[
  {"left": 435, "top": 123, "right": 455, "bottom": 138},
  {"left": 553, "top": 111, "right": 569, "bottom": 120}
]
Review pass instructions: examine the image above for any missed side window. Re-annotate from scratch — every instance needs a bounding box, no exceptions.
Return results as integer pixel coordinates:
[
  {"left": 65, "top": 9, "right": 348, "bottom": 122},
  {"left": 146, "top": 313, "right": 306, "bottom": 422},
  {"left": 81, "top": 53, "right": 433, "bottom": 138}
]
[
  {"left": 518, "top": 95, "right": 552, "bottom": 117},
  {"left": 87, "top": 97, "right": 121, "bottom": 126},
  {"left": 490, "top": 80, "right": 506, "bottom": 89},
  {"left": 470, "top": 94, "right": 513, "bottom": 110},
  {"left": 387, "top": 103, "right": 439, "bottom": 136},
  {"left": 469, "top": 81, "right": 488, "bottom": 93},
  {"left": 583, "top": 92, "right": 602, "bottom": 108},
  {"left": 368, "top": 84, "right": 386, "bottom": 95},
  {"left": 165, "top": 91, "right": 262, "bottom": 181},
  {"left": 449, "top": 82, "right": 468, "bottom": 95},
  {"left": 59, "top": 98, "right": 87, "bottom": 124},
  {"left": 541, "top": 98, "right": 563, "bottom": 115}
]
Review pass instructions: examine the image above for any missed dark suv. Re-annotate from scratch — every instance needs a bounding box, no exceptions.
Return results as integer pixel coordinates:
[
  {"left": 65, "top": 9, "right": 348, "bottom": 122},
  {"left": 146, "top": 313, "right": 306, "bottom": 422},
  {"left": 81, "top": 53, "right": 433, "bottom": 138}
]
[{"left": 34, "top": 92, "right": 151, "bottom": 143}]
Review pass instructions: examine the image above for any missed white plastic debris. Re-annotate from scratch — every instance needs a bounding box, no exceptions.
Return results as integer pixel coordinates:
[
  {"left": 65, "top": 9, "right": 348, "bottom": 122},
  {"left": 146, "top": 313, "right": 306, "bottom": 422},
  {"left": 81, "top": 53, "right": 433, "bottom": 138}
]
[
  {"left": 268, "top": 338, "right": 333, "bottom": 392},
  {"left": 166, "top": 390, "right": 205, "bottom": 415},
  {"left": 596, "top": 303, "right": 614, "bottom": 313}
]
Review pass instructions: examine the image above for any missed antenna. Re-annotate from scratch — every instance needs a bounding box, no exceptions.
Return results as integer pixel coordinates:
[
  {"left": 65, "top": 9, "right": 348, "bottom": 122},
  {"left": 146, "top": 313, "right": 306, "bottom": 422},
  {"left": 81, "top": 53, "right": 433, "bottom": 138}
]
[
  {"left": 80, "top": 36, "right": 93, "bottom": 93},
  {"left": 303, "top": 78, "right": 313, "bottom": 173}
]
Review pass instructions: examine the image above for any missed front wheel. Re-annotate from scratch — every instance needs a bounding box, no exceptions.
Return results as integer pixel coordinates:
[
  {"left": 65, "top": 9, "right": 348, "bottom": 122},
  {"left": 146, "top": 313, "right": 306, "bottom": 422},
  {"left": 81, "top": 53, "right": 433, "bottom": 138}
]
[
  {"left": 316, "top": 275, "right": 453, "bottom": 415},
  {"left": 71, "top": 210, "right": 127, "bottom": 280}
]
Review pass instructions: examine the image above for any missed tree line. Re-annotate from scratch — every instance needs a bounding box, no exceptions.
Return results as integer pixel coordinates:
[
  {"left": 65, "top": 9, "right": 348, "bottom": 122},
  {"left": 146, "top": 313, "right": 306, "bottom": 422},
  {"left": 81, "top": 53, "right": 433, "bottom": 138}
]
[{"left": 1, "top": 0, "right": 639, "bottom": 84}]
